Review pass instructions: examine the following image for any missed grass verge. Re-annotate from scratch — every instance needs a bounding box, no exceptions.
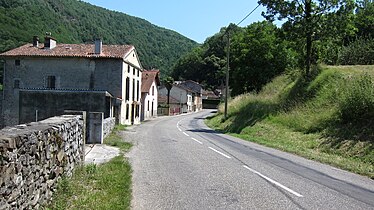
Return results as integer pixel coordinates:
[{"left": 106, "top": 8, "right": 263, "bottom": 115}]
[
  {"left": 44, "top": 124, "right": 133, "bottom": 209},
  {"left": 206, "top": 65, "right": 374, "bottom": 178}
]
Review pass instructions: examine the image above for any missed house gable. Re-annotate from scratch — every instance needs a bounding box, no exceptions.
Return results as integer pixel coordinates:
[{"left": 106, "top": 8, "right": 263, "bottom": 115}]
[{"left": 123, "top": 47, "right": 142, "bottom": 70}]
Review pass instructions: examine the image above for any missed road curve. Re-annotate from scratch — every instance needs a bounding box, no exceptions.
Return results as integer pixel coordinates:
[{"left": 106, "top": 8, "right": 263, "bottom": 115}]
[{"left": 126, "top": 110, "right": 374, "bottom": 210}]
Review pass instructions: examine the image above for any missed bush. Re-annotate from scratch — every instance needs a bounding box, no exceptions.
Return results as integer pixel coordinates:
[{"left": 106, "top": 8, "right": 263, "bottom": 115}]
[
  {"left": 338, "top": 37, "right": 374, "bottom": 65},
  {"left": 339, "top": 74, "right": 374, "bottom": 122}
]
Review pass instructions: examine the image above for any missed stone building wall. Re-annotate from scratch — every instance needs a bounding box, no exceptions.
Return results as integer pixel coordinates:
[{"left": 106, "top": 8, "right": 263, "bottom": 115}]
[
  {"left": 0, "top": 115, "right": 84, "bottom": 209},
  {"left": 103, "top": 117, "right": 115, "bottom": 139}
]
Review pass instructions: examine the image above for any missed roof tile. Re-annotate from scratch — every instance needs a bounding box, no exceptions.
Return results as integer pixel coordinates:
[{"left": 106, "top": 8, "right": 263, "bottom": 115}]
[{"left": 0, "top": 43, "right": 134, "bottom": 59}]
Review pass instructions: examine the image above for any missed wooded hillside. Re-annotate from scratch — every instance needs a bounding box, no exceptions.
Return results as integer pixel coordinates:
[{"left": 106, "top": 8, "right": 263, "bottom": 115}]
[{"left": 0, "top": 0, "right": 198, "bottom": 76}]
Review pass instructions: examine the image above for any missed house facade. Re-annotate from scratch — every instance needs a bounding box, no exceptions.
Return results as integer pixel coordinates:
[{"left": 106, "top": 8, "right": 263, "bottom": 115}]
[
  {"left": 0, "top": 36, "right": 143, "bottom": 127},
  {"left": 158, "top": 80, "right": 203, "bottom": 114},
  {"left": 141, "top": 69, "right": 160, "bottom": 121}
]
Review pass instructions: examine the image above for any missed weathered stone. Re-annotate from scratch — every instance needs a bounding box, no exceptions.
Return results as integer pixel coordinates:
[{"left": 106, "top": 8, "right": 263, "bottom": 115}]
[
  {"left": 30, "top": 189, "right": 40, "bottom": 206},
  {"left": 8, "top": 188, "right": 20, "bottom": 202},
  {"left": 0, "top": 116, "right": 84, "bottom": 209},
  {"left": 0, "top": 199, "right": 10, "bottom": 210},
  {"left": 0, "top": 137, "right": 16, "bottom": 149}
]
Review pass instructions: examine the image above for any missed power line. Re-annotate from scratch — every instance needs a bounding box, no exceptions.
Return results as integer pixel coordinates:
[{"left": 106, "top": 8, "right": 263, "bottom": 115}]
[
  {"left": 237, "top": 3, "right": 261, "bottom": 26},
  {"left": 223, "top": 3, "right": 261, "bottom": 119}
]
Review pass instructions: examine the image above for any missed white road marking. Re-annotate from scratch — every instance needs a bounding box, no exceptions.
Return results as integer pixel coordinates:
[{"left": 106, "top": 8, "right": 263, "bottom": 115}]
[
  {"left": 177, "top": 120, "right": 182, "bottom": 131},
  {"left": 183, "top": 132, "right": 190, "bottom": 137},
  {"left": 243, "top": 165, "right": 304, "bottom": 197},
  {"left": 191, "top": 137, "right": 203, "bottom": 144},
  {"left": 209, "top": 147, "right": 231, "bottom": 159}
]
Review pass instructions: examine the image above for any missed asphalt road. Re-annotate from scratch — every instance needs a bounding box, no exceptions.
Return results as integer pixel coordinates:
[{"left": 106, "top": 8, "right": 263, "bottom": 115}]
[{"left": 126, "top": 110, "right": 374, "bottom": 210}]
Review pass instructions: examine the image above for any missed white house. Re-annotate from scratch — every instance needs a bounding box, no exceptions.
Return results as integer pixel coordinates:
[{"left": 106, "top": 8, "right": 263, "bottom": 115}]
[{"left": 141, "top": 70, "right": 160, "bottom": 121}]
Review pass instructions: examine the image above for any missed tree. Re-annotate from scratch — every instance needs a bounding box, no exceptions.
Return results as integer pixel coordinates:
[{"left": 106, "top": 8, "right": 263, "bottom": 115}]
[
  {"left": 258, "top": 0, "right": 355, "bottom": 76},
  {"left": 355, "top": 0, "right": 374, "bottom": 38},
  {"left": 230, "top": 21, "right": 296, "bottom": 95},
  {"left": 163, "top": 76, "right": 174, "bottom": 105}
]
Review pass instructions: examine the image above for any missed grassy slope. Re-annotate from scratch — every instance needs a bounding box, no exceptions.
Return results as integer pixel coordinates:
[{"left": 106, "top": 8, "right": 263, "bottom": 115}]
[{"left": 206, "top": 65, "right": 374, "bottom": 178}]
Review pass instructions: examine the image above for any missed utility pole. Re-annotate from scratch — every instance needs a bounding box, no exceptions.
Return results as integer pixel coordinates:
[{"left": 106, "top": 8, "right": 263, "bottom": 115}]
[{"left": 224, "top": 30, "right": 230, "bottom": 120}]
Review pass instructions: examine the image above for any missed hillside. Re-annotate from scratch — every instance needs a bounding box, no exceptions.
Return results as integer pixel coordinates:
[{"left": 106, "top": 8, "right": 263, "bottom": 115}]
[
  {"left": 207, "top": 65, "right": 374, "bottom": 178},
  {"left": 0, "top": 0, "right": 198, "bottom": 76}
]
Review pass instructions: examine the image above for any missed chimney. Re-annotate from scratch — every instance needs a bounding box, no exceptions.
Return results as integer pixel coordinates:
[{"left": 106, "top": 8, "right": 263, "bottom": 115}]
[
  {"left": 95, "top": 39, "right": 102, "bottom": 54},
  {"left": 33, "top": 36, "right": 39, "bottom": 47},
  {"left": 44, "top": 32, "right": 56, "bottom": 49}
]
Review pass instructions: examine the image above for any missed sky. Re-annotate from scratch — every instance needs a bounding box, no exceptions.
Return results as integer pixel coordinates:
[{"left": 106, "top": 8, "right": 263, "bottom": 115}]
[{"left": 82, "top": 0, "right": 268, "bottom": 43}]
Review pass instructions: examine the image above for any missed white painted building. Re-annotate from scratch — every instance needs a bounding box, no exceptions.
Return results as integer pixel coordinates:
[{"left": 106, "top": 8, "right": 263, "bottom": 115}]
[{"left": 141, "top": 70, "right": 160, "bottom": 121}]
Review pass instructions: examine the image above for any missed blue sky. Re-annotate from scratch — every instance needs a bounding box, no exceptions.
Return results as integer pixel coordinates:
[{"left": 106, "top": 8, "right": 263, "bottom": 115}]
[{"left": 82, "top": 0, "right": 267, "bottom": 43}]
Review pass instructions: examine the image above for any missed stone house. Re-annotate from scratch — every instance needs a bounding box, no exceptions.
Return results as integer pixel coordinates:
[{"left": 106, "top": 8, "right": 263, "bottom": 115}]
[
  {"left": 0, "top": 35, "right": 143, "bottom": 127},
  {"left": 140, "top": 69, "right": 160, "bottom": 121},
  {"left": 177, "top": 80, "right": 203, "bottom": 112},
  {"left": 158, "top": 80, "right": 203, "bottom": 113}
]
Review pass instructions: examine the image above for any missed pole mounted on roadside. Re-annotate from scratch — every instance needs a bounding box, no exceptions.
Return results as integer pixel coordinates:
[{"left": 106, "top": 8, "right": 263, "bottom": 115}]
[{"left": 223, "top": 3, "right": 260, "bottom": 120}]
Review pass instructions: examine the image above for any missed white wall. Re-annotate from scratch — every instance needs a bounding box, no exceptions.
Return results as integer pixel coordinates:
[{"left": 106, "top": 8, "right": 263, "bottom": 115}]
[
  {"left": 143, "top": 80, "right": 158, "bottom": 120},
  {"left": 121, "top": 59, "right": 142, "bottom": 125}
]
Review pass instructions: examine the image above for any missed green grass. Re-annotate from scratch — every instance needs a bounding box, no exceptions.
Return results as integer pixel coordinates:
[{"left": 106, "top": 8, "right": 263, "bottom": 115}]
[
  {"left": 206, "top": 65, "right": 374, "bottom": 178},
  {"left": 104, "top": 124, "right": 132, "bottom": 152},
  {"left": 44, "top": 124, "right": 133, "bottom": 209}
]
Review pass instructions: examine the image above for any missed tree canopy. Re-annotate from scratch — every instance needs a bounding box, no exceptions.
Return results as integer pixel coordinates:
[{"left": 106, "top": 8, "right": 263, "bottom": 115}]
[
  {"left": 171, "top": 0, "right": 373, "bottom": 96},
  {"left": 258, "top": 0, "right": 356, "bottom": 75}
]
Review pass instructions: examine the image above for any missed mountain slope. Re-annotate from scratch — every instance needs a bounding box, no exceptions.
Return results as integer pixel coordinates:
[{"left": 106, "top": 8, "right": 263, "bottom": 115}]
[{"left": 0, "top": 0, "right": 198, "bottom": 76}]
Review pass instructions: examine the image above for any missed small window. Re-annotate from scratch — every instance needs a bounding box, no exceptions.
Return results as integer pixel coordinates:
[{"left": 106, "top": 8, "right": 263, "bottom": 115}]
[
  {"left": 126, "top": 104, "right": 129, "bottom": 120},
  {"left": 152, "top": 86, "right": 154, "bottom": 96},
  {"left": 15, "top": 60, "right": 20, "bottom": 66},
  {"left": 47, "top": 76, "right": 56, "bottom": 89},
  {"left": 125, "top": 77, "right": 130, "bottom": 101},
  {"left": 137, "top": 80, "right": 140, "bottom": 101},
  {"left": 133, "top": 68, "right": 135, "bottom": 75},
  {"left": 137, "top": 69, "right": 139, "bottom": 77},
  {"left": 132, "top": 79, "right": 135, "bottom": 101},
  {"left": 147, "top": 101, "right": 150, "bottom": 111},
  {"left": 14, "top": 79, "right": 20, "bottom": 89},
  {"left": 128, "top": 65, "right": 130, "bottom": 73}
]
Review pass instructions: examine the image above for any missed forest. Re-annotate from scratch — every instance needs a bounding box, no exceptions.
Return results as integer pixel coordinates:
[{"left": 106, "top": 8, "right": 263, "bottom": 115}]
[
  {"left": 0, "top": 0, "right": 198, "bottom": 77},
  {"left": 171, "top": 0, "right": 373, "bottom": 95}
]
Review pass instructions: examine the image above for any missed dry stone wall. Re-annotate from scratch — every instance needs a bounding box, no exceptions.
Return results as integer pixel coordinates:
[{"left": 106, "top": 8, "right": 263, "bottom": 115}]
[
  {"left": 0, "top": 115, "right": 84, "bottom": 210},
  {"left": 103, "top": 117, "right": 115, "bottom": 139}
]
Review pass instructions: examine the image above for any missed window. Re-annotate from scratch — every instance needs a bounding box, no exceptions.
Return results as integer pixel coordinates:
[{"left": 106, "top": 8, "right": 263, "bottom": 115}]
[
  {"left": 136, "top": 105, "right": 140, "bottom": 117},
  {"left": 126, "top": 104, "right": 129, "bottom": 120},
  {"left": 127, "top": 65, "right": 130, "bottom": 73},
  {"left": 15, "top": 60, "right": 20, "bottom": 66},
  {"left": 133, "top": 67, "right": 135, "bottom": 75},
  {"left": 152, "top": 86, "right": 155, "bottom": 96},
  {"left": 147, "top": 101, "right": 150, "bottom": 111},
  {"left": 47, "top": 76, "right": 56, "bottom": 89},
  {"left": 125, "top": 77, "right": 130, "bottom": 101},
  {"left": 137, "top": 80, "right": 140, "bottom": 101},
  {"left": 132, "top": 79, "right": 135, "bottom": 101},
  {"left": 13, "top": 79, "right": 20, "bottom": 89},
  {"left": 137, "top": 69, "right": 139, "bottom": 77}
]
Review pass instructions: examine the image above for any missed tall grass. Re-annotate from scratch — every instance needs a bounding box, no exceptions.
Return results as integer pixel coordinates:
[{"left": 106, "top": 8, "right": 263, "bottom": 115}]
[{"left": 207, "top": 65, "right": 374, "bottom": 177}]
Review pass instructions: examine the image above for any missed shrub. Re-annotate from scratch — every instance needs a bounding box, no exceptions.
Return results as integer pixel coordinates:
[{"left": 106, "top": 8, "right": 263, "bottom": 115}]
[
  {"left": 339, "top": 74, "right": 374, "bottom": 123},
  {"left": 338, "top": 37, "right": 374, "bottom": 65}
]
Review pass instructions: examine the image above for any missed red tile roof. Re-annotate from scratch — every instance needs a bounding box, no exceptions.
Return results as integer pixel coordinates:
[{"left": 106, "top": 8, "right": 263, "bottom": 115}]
[
  {"left": 141, "top": 70, "right": 160, "bottom": 93},
  {"left": 0, "top": 43, "right": 134, "bottom": 59}
]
